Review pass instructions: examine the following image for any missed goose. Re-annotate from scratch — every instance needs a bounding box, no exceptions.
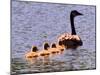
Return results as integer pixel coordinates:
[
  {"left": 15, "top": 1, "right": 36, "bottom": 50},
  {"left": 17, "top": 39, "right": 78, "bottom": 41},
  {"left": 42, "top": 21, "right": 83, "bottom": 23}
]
[
  {"left": 56, "top": 40, "right": 65, "bottom": 54},
  {"left": 39, "top": 42, "right": 50, "bottom": 57},
  {"left": 49, "top": 43, "right": 60, "bottom": 55},
  {"left": 25, "top": 46, "right": 39, "bottom": 64},
  {"left": 58, "top": 10, "right": 83, "bottom": 49},
  {"left": 39, "top": 42, "right": 51, "bottom": 64}
]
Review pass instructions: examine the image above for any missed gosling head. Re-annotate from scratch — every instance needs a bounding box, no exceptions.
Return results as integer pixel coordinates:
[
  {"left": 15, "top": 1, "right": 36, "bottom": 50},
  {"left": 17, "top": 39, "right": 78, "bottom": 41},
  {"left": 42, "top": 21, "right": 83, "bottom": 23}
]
[
  {"left": 44, "top": 42, "right": 50, "bottom": 50},
  {"left": 51, "top": 43, "right": 56, "bottom": 48},
  {"left": 71, "top": 10, "right": 83, "bottom": 17},
  {"left": 32, "top": 46, "right": 38, "bottom": 52},
  {"left": 58, "top": 40, "right": 63, "bottom": 46}
]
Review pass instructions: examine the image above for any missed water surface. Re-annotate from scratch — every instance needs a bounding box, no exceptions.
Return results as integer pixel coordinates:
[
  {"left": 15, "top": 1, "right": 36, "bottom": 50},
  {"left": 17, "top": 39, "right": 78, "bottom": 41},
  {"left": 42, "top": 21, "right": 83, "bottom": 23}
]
[{"left": 11, "top": 0, "right": 96, "bottom": 74}]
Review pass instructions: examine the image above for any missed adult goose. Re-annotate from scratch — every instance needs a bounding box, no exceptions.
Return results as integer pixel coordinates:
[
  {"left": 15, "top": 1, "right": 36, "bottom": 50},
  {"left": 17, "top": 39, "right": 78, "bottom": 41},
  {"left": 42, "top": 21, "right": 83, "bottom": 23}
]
[{"left": 58, "top": 10, "right": 83, "bottom": 49}]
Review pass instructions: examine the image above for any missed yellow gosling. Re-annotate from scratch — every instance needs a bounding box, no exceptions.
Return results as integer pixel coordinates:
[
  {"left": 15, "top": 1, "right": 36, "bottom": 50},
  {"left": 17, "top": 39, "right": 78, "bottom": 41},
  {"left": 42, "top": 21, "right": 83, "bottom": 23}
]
[
  {"left": 49, "top": 43, "right": 60, "bottom": 56},
  {"left": 56, "top": 40, "right": 65, "bottom": 54},
  {"left": 39, "top": 42, "right": 50, "bottom": 64},
  {"left": 25, "top": 46, "right": 39, "bottom": 64}
]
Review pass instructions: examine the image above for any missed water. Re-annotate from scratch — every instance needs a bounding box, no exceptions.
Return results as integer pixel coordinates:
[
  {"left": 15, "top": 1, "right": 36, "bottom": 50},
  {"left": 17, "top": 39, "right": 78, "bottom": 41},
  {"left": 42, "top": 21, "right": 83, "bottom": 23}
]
[{"left": 11, "top": 0, "right": 96, "bottom": 74}]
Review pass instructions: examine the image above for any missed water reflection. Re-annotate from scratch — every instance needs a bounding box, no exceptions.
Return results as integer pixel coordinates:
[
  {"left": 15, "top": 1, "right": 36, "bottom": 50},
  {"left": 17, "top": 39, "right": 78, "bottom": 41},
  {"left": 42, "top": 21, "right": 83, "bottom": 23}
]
[{"left": 11, "top": 48, "right": 95, "bottom": 75}]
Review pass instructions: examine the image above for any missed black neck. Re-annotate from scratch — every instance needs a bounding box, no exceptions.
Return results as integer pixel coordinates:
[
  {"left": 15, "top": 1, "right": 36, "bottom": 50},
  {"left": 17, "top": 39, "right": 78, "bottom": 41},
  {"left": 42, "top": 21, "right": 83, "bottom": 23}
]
[{"left": 70, "top": 15, "right": 76, "bottom": 35}]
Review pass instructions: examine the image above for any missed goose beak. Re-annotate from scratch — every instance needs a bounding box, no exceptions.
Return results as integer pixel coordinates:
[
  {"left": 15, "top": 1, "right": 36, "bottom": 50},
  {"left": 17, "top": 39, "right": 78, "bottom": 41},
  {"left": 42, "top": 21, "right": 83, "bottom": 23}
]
[{"left": 78, "top": 12, "right": 83, "bottom": 15}]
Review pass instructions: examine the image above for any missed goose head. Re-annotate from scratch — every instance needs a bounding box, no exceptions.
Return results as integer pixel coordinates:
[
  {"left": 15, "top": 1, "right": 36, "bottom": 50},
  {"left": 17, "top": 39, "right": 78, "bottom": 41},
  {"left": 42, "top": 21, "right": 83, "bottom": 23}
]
[
  {"left": 31, "top": 46, "right": 38, "bottom": 52},
  {"left": 71, "top": 10, "right": 83, "bottom": 17},
  {"left": 44, "top": 42, "right": 50, "bottom": 50}
]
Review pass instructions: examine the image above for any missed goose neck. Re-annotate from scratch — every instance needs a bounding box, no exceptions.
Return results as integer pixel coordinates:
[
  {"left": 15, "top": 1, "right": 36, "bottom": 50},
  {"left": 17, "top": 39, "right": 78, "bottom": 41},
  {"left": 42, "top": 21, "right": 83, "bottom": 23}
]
[{"left": 70, "top": 15, "right": 76, "bottom": 35}]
